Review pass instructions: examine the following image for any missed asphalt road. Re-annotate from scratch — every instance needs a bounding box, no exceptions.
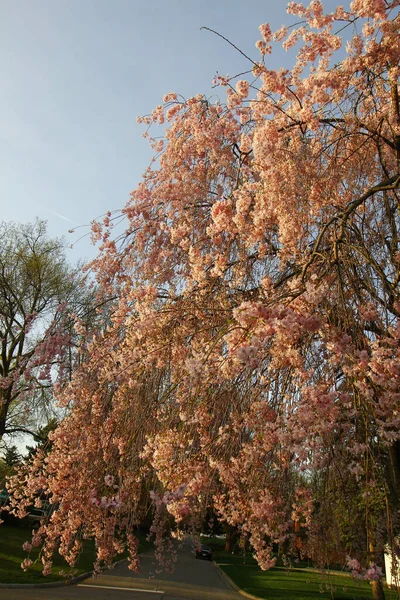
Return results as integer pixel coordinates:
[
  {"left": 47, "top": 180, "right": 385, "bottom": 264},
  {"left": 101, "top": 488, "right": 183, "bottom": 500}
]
[
  {"left": 0, "top": 587, "right": 163, "bottom": 600},
  {"left": 0, "top": 539, "right": 243, "bottom": 600}
]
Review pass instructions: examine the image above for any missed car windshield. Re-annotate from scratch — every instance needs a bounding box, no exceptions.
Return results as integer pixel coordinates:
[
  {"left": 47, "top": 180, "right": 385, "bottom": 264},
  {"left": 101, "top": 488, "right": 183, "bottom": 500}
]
[{"left": 29, "top": 509, "right": 44, "bottom": 516}]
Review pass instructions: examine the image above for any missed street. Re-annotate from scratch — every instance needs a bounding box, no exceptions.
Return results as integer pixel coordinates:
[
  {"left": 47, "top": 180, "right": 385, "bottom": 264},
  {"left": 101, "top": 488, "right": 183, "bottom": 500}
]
[{"left": 0, "top": 540, "right": 243, "bottom": 600}]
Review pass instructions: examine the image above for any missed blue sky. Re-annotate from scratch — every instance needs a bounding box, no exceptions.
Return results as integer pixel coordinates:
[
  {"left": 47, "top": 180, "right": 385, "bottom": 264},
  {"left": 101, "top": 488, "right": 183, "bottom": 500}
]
[{"left": 1, "top": 0, "right": 342, "bottom": 265}]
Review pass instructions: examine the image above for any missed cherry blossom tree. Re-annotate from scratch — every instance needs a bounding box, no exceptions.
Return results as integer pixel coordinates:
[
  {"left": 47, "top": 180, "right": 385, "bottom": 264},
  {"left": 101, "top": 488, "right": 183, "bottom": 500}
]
[{"left": 8, "top": 3, "right": 400, "bottom": 598}]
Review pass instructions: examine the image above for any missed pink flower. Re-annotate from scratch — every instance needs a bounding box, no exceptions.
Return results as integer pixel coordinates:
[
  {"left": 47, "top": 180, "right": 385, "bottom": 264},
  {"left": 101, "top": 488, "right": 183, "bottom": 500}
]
[
  {"left": 365, "top": 564, "right": 383, "bottom": 581},
  {"left": 346, "top": 556, "right": 361, "bottom": 571},
  {"left": 350, "top": 0, "right": 387, "bottom": 19},
  {"left": 21, "top": 558, "right": 32, "bottom": 571},
  {"left": 104, "top": 474, "right": 114, "bottom": 487},
  {"left": 236, "top": 80, "right": 250, "bottom": 98},
  {"left": 22, "top": 541, "right": 32, "bottom": 552},
  {"left": 259, "top": 23, "right": 272, "bottom": 43}
]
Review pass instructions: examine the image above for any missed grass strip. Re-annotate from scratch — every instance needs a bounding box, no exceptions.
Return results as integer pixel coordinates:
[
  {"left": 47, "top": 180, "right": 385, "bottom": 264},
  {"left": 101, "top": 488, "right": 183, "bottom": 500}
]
[
  {"left": 0, "top": 522, "right": 150, "bottom": 584},
  {"left": 0, "top": 523, "right": 96, "bottom": 584},
  {"left": 212, "top": 548, "right": 379, "bottom": 600}
]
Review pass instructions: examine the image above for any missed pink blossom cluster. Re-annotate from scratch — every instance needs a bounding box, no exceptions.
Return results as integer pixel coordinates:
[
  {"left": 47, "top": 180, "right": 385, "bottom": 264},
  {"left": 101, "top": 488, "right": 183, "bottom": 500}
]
[{"left": 346, "top": 556, "right": 383, "bottom": 581}]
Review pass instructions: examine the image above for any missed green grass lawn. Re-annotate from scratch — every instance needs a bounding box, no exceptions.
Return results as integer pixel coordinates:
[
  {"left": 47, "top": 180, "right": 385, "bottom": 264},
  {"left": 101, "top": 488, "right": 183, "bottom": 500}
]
[
  {"left": 0, "top": 522, "right": 97, "bottom": 584},
  {"left": 0, "top": 521, "right": 151, "bottom": 585},
  {"left": 206, "top": 540, "right": 394, "bottom": 600},
  {"left": 218, "top": 559, "right": 373, "bottom": 600}
]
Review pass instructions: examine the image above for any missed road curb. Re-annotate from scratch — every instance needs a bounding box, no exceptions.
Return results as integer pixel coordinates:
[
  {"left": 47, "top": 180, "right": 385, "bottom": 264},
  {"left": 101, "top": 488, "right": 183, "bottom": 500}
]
[
  {"left": 0, "top": 558, "right": 127, "bottom": 589},
  {"left": 213, "top": 561, "right": 263, "bottom": 600}
]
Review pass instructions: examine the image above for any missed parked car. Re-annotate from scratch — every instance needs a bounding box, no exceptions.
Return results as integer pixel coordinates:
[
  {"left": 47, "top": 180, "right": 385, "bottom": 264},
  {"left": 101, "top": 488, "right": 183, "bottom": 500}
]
[
  {"left": 0, "top": 489, "right": 14, "bottom": 521},
  {"left": 25, "top": 507, "right": 47, "bottom": 529},
  {"left": 195, "top": 544, "right": 213, "bottom": 561},
  {"left": 0, "top": 489, "right": 9, "bottom": 508},
  {"left": 25, "top": 501, "right": 54, "bottom": 529},
  {"left": 0, "top": 491, "right": 53, "bottom": 528}
]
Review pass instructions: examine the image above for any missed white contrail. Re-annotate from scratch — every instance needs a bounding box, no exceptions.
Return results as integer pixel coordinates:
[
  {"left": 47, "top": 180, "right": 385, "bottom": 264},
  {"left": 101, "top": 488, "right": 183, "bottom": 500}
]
[{"left": 48, "top": 211, "right": 81, "bottom": 226}]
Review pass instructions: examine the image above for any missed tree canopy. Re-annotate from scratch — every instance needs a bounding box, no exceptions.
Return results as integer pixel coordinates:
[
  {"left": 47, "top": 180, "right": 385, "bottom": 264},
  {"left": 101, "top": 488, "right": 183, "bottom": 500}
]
[
  {"left": 7, "top": 3, "right": 400, "bottom": 598},
  {"left": 0, "top": 220, "right": 87, "bottom": 441}
]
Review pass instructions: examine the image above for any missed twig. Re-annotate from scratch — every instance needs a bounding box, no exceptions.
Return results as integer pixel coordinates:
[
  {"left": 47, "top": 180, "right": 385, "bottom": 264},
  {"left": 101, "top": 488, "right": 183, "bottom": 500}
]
[{"left": 200, "top": 27, "right": 257, "bottom": 66}]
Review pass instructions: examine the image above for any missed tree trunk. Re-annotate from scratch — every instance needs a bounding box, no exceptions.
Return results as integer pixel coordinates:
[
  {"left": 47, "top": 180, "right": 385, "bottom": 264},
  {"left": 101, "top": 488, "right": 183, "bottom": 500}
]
[
  {"left": 387, "top": 442, "right": 400, "bottom": 514},
  {"left": 223, "top": 523, "right": 238, "bottom": 553},
  {"left": 369, "top": 541, "right": 385, "bottom": 600},
  {"left": 371, "top": 580, "right": 385, "bottom": 600},
  {"left": 0, "top": 386, "right": 12, "bottom": 441},
  {"left": 0, "top": 393, "right": 6, "bottom": 440}
]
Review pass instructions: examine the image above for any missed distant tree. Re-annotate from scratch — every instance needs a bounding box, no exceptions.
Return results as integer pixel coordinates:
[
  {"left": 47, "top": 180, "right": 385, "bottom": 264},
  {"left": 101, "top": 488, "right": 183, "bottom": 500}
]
[
  {"left": 25, "top": 418, "right": 58, "bottom": 459},
  {"left": 0, "top": 460, "right": 7, "bottom": 490},
  {"left": 0, "top": 445, "right": 21, "bottom": 489},
  {"left": 3, "top": 445, "right": 21, "bottom": 468},
  {"left": 0, "top": 220, "right": 88, "bottom": 441}
]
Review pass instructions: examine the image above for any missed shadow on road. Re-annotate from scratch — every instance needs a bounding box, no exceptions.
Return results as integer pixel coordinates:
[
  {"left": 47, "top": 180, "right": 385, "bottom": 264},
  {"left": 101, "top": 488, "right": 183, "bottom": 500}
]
[{"left": 79, "top": 538, "right": 244, "bottom": 600}]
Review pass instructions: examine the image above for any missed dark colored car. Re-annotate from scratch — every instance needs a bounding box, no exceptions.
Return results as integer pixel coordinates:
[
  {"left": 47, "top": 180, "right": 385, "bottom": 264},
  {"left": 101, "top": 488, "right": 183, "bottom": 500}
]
[
  {"left": 0, "top": 489, "right": 9, "bottom": 508},
  {"left": 25, "top": 507, "right": 46, "bottom": 529},
  {"left": 195, "top": 544, "right": 212, "bottom": 561}
]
